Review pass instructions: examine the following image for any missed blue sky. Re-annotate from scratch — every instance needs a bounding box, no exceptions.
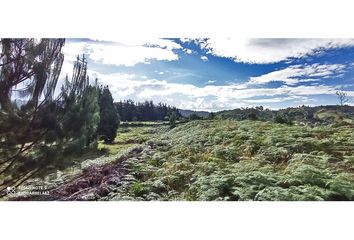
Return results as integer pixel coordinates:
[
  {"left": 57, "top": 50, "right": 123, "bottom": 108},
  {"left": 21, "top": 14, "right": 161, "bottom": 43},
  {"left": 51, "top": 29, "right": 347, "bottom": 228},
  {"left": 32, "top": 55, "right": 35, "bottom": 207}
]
[{"left": 61, "top": 38, "right": 354, "bottom": 111}]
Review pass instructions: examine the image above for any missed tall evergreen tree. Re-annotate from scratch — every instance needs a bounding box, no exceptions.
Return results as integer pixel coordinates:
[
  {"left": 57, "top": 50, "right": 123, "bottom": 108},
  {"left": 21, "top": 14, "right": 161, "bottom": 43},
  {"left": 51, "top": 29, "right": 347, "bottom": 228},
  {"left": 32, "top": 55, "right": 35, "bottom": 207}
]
[
  {"left": 98, "top": 86, "right": 120, "bottom": 143},
  {"left": 60, "top": 55, "right": 100, "bottom": 151},
  {"left": 0, "top": 49, "right": 101, "bottom": 195},
  {"left": 0, "top": 39, "right": 65, "bottom": 110},
  {"left": 169, "top": 111, "right": 177, "bottom": 129},
  {"left": 0, "top": 39, "right": 66, "bottom": 193}
]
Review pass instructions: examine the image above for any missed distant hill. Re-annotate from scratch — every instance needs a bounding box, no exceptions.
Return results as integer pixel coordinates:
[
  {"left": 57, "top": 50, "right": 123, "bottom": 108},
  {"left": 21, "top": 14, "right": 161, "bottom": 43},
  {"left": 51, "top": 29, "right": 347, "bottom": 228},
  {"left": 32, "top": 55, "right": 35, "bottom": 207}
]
[
  {"left": 215, "top": 105, "right": 354, "bottom": 125},
  {"left": 178, "top": 109, "right": 210, "bottom": 118}
]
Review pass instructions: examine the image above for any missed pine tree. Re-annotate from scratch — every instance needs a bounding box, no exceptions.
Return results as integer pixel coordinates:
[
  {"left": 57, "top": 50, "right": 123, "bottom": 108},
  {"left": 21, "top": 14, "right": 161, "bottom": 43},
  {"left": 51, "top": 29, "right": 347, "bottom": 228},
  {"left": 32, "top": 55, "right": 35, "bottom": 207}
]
[
  {"left": 60, "top": 55, "right": 100, "bottom": 151},
  {"left": 98, "top": 86, "right": 120, "bottom": 143},
  {"left": 169, "top": 111, "right": 177, "bottom": 129},
  {"left": 0, "top": 39, "right": 65, "bottom": 193},
  {"left": 0, "top": 39, "right": 65, "bottom": 110},
  {"left": 0, "top": 49, "right": 101, "bottom": 195}
]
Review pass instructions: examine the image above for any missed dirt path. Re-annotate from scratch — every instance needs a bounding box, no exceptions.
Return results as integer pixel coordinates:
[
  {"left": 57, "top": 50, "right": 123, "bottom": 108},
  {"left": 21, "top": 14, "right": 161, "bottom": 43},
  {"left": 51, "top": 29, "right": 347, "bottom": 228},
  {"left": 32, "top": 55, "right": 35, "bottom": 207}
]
[
  {"left": 10, "top": 142, "right": 158, "bottom": 201},
  {"left": 47, "top": 143, "right": 158, "bottom": 201}
]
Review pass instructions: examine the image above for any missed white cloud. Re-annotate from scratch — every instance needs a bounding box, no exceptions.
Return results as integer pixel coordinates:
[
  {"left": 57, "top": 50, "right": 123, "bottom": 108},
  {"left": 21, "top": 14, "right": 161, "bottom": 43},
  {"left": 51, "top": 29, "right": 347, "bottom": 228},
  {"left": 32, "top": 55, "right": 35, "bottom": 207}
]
[
  {"left": 243, "top": 96, "right": 307, "bottom": 104},
  {"left": 249, "top": 63, "right": 346, "bottom": 85},
  {"left": 201, "top": 55, "right": 208, "bottom": 62},
  {"left": 192, "top": 38, "right": 354, "bottom": 64},
  {"left": 206, "top": 80, "right": 216, "bottom": 84},
  {"left": 91, "top": 38, "right": 182, "bottom": 51},
  {"left": 62, "top": 39, "right": 182, "bottom": 67},
  {"left": 87, "top": 69, "right": 348, "bottom": 111},
  {"left": 184, "top": 49, "right": 193, "bottom": 54}
]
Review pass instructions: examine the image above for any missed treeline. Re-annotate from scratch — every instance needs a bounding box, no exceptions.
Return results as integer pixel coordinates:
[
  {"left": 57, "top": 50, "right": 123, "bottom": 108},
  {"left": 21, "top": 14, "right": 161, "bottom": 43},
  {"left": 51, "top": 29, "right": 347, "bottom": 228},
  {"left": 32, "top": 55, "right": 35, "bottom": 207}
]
[{"left": 115, "top": 100, "right": 181, "bottom": 121}]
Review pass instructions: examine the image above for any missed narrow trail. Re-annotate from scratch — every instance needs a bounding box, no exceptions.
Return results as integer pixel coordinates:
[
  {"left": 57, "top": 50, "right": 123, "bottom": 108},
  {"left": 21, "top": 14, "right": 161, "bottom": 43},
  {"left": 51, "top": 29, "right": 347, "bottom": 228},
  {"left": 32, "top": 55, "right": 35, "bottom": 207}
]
[
  {"left": 10, "top": 141, "right": 154, "bottom": 201},
  {"left": 46, "top": 142, "right": 158, "bottom": 201}
]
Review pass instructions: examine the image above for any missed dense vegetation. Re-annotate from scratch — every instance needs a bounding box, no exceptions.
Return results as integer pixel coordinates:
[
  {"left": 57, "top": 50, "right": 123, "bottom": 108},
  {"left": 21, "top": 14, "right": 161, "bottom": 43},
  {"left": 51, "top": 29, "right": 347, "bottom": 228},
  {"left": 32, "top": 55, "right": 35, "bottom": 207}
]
[
  {"left": 216, "top": 105, "right": 354, "bottom": 125},
  {"left": 115, "top": 100, "right": 181, "bottom": 122},
  {"left": 98, "top": 86, "right": 120, "bottom": 143},
  {"left": 97, "top": 120, "right": 352, "bottom": 201},
  {"left": 7, "top": 119, "right": 353, "bottom": 201}
]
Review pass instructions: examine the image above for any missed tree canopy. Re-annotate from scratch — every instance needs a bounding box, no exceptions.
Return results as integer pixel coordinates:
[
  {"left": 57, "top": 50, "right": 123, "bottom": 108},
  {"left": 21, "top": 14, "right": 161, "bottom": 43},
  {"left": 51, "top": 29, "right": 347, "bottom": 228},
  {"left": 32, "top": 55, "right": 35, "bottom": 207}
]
[
  {"left": 98, "top": 86, "right": 120, "bottom": 143},
  {"left": 0, "top": 41, "right": 100, "bottom": 195}
]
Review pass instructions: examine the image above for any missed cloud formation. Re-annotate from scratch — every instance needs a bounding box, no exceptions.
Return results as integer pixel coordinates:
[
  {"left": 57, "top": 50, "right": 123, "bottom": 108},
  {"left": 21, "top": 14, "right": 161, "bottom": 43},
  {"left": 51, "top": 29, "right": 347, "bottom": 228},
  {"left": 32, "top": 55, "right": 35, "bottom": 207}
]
[
  {"left": 201, "top": 55, "right": 209, "bottom": 62},
  {"left": 191, "top": 38, "right": 354, "bottom": 64},
  {"left": 58, "top": 38, "right": 354, "bottom": 111},
  {"left": 62, "top": 39, "right": 182, "bottom": 67},
  {"left": 89, "top": 70, "right": 343, "bottom": 111},
  {"left": 249, "top": 63, "right": 346, "bottom": 85}
]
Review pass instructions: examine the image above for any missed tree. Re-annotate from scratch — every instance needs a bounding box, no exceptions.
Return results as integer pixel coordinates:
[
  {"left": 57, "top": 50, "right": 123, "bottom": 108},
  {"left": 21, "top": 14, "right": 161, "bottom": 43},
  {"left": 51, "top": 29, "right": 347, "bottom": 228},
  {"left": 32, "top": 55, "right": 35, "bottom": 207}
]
[
  {"left": 114, "top": 99, "right": 181, "bottom": 121},
  {"left": 255, "top": 106, "right": 264, "bottom": 111},
  {"left": 208, "top": 112, "right": 216, "bottom": 120},
  {"left": 98, "top": 86, "right": 120, "bottom": 143},
  {"left": 0, "top": 39, "right": 65, "bottom": 110},
  {"left": 169, "top": 111, "right": 177, "bottom": 129},
  {"left": 0, "top": 39, "right": 65, "bottom": 194},
  {"left": 336, "top": 90, "right": 349, "bottom": 106},
  {"left": 60, "top": 55, "right": 100, "bottom": 151},
  {"left": 274, "top": 114, "right": 292, "bottom": 125},
  {"left": 189, "top": 113, "right": 201, "bottom": 120},
  {"left": 0, "top": 50, "right": 101, "bottom": 195},
  {"left": 248, "top": 112, "right": 258, "bottom": 120}
]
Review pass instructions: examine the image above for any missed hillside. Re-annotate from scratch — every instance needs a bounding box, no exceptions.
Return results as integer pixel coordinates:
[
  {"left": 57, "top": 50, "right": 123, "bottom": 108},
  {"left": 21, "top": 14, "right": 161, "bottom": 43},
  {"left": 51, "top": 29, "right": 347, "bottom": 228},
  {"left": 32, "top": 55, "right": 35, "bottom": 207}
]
[
  {"left": 12, "top": 119, "right": 354, "bottom": 201},
  {"left": 216, "top": 105, "right": 354, "bottom": 125},
  {"left": 178, "top": 109, "right": 210, "bottom": 118}
]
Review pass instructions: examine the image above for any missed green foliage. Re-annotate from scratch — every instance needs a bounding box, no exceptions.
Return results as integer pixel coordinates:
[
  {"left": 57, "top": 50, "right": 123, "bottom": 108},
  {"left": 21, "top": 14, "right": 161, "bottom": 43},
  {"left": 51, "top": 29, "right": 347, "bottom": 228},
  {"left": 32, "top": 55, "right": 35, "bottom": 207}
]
[
  {"left": 0, "top": 39, "right": 65, "bottom": 109},
  {"left": 208, "top": 112, "right": 216, "bottom": 120},
  {"left": 169, "top": 111, "right": 177, "bottom": 129},
  {"left": 0, "top": 39, "right": 67, "bottom": 192},
  {"left": 0, "top": 52, "right": 100, "bottom": 193},
  {"left": 7, "top": 117, "right": 354, "bottom": 201},
  {"left": 98, "top": 86, "right": 120, "bottom": 143},
  {"left": 217, "top": 105, "right": 354, "bottom": 125},
  {"left": 130, "top": 182, "right": 147, "bottom": 197},
  {"left": 247, "top": 112, "right": 258, "bottom": 120},
  {"left": 189, "top": 113, "right": 202, "bottom": 120},
  {"left": 274, "top": 114, "right": 292, "bottom": 125},
  {"left": 189, "top": 172, "right": 240, "bottom": 201},
  {"left": 115, "top": 99, "right": 181, "bottom": 121},
  {"left": 102, "top": 119, "right": 354, "bottom": 201},
  {"left": 61, "top": 85, "right": 100, "bottom": 154},
  {"left": 327, "top": 174, "right": 354, "bottom": 200}
]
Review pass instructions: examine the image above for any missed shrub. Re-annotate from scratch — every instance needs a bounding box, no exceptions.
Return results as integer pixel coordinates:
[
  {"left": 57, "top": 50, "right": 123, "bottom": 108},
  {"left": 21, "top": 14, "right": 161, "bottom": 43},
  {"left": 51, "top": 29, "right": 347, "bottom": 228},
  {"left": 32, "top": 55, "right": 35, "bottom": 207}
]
[
  {"left": 274, "top": 114, "right": 292, "bottom": 125},
  {"left": 130, "top": 182, "right": 147, "bottom": 197}
]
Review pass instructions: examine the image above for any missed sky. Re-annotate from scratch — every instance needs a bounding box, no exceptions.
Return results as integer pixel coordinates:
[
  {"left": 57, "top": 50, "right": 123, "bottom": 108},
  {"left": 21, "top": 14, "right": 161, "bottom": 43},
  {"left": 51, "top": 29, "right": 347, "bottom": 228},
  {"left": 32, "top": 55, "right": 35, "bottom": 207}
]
[{"left": 60, "top": 38, "right": 354, "bottom": 112}]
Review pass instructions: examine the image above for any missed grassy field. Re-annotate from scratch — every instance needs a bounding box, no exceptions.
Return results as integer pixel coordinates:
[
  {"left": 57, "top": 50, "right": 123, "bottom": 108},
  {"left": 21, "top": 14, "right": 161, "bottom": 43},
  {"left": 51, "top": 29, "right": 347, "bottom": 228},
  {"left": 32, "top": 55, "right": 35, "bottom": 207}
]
[{"left": 6, "top": 119, "right": 354, "bottom": 201}]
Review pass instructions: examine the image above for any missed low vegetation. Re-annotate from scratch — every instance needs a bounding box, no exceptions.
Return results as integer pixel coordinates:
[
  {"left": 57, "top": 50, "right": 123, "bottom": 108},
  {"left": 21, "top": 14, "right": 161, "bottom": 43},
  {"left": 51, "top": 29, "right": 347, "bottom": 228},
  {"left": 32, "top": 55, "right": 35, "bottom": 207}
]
[
  {"left": 10, "top": 119, "right": 354, "bottom": 201},
  {"left": 105, "top": 120, "right": 353, "bottom": 201}
]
